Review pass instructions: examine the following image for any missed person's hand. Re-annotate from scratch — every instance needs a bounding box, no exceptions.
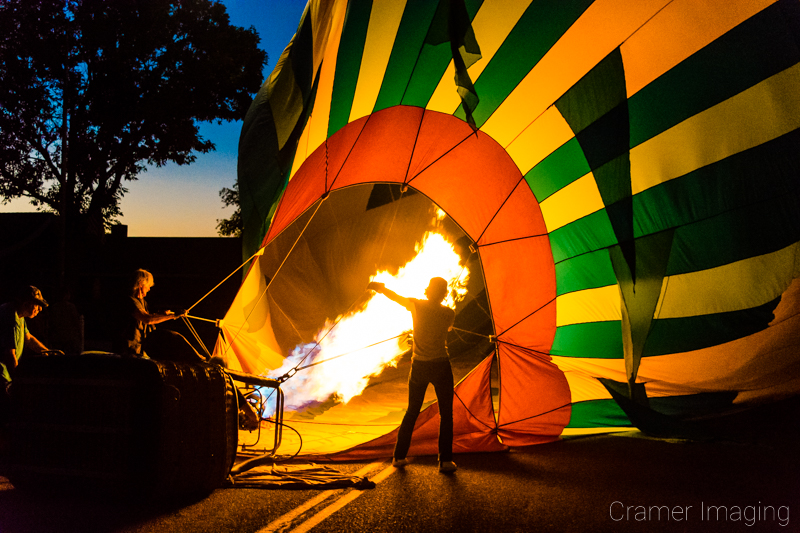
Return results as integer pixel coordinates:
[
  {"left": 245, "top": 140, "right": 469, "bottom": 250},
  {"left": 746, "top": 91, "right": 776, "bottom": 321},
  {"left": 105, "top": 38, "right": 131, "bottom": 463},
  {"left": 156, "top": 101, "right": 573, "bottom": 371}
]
[{"left": 367, "top": 282, "right": 385, "bottom": 292}]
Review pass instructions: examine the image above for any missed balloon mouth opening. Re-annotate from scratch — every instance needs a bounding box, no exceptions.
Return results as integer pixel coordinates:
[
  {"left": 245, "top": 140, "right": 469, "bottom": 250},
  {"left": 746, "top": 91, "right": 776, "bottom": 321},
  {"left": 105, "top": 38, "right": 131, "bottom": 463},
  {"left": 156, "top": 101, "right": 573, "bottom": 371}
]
[{"left": 254, "top": 182, "right": 495, "bottom": 416}]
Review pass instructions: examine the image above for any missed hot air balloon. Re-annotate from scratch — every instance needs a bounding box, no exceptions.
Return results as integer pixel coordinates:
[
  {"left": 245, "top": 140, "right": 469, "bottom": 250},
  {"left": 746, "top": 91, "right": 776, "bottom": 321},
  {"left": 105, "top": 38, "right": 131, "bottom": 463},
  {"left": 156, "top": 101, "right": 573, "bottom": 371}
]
[{"left": 215, "top": 0, "right": 800, "bottom": 459}]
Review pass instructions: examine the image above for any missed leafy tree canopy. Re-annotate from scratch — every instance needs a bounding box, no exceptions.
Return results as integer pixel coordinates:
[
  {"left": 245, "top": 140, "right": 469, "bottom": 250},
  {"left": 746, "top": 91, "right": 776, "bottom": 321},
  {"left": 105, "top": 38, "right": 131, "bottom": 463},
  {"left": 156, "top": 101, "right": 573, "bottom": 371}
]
[
  {"left": 0, "top": 0, "right": 266, "bottom": 233},
  {"left": 216, "top": 182, "right": 241, "bottom": 237}
]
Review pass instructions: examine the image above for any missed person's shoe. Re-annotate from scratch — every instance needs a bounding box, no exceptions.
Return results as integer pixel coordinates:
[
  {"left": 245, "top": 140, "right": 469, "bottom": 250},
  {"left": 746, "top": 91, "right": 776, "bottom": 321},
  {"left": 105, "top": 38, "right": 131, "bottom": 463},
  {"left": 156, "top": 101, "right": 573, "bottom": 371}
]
[
  {"left": 438, "top": 461, "right": 457, "bottom": 473},
  {"left": 392, "top": 457, "right": 409, "bottom": 468}
]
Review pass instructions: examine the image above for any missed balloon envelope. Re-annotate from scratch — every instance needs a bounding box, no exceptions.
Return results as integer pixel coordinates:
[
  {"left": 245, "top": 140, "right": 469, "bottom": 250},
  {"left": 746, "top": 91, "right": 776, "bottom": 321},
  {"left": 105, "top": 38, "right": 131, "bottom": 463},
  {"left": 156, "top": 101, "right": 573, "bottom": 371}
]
[{"left": 222, "top": 0, "right": 800, "bottom": 458}]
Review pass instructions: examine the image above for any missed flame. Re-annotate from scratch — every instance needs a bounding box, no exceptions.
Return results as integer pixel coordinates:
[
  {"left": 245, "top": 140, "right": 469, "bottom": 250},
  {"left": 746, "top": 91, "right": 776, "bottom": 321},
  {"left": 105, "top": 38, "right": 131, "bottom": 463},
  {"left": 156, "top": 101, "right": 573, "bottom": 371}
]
[{"left": 267, "top": 229, "right": 468, "bottom": 413}]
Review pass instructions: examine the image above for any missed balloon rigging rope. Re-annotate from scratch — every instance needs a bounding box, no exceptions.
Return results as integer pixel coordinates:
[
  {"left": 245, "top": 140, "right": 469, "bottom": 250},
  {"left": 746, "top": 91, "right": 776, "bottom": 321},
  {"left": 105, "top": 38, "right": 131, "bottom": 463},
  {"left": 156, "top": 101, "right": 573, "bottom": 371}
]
[
  {"left": 451, "top": 326, "right": 492, "bottom": 339},
  {"left": 496, "top": 402, "right": 572, "bottom": 428},
  {"left": 496, "top": 295, "right": 557, "bottom": 339},
  {"left": 375, "top": 184, "right": 405, "bottom": 272},
  {"left": 220, "top": 197, "right": 328, "bottom": 361},
  {"left": 276, "top": 292, "right": 366, "bottom": 381},
  {"left": 294, "top": 333, "right": 407, "bottom": 372},
  {"left": 180, "top": 315, "right": 213, "bottom": 358},
  {"left": 185, "top": 247, "right": 265, "bottom": 314}
]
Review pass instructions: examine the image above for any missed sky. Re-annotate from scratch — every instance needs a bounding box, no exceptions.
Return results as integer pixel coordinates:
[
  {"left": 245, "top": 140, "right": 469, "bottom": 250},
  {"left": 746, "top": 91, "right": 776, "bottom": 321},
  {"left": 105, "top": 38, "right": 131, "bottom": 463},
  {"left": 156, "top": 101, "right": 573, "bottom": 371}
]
[{"left": 1, "top": 0, "right": 308, "bottom": 237}]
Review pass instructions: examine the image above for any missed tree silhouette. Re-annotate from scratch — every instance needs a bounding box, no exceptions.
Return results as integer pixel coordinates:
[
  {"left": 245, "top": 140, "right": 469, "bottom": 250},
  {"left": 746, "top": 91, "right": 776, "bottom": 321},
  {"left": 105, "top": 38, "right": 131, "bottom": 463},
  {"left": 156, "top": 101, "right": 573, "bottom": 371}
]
[
  {"left": 0, "top": 0, "right": 266, "bottom": 236},
  {"left": 216, "top": 183, "right": 241, "bottom": 237}
]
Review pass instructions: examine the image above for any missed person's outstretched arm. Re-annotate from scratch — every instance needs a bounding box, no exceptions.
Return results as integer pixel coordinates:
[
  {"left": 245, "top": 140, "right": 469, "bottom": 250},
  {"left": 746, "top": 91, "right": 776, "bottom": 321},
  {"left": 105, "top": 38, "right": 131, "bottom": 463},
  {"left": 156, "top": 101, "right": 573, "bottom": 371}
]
[{"left": 367, "top": 282, "right": 413, "bottom": 311}]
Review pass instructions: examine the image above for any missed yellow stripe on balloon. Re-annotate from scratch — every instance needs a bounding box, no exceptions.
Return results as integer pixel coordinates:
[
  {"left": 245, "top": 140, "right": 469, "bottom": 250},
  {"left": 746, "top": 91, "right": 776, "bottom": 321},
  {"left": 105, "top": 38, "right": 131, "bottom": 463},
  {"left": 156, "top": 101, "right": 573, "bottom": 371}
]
[
  {"left": 655, "top": 241, "right": 800, "bottom": 319},
  {"left": 556, "top": 285, "right": 621, "bottom": 327},
  {"left": 290, "top": 0, "right": 348, "bottom": 179},
  {"left": 481, "top": 0, "right": 670, "bottom": 148},
  {"left": 505, "top": 106, "right": 575, "bottom": 176},
  {"left": 551, "top": 355, "right": 627, "bottom": 383},
  {"left": 539, "top": 172, "right": 604, "bottom": 233},
  {"left": 622, "top": 0, "right": 777, "bottom": 97},
  {"left": 426, "top": 0, "right": 532, "bottom": 115},
  {"left": 631, "top": 62, "right": 800, "bottom": 195},
  {"left": 348, "top": 0, "right": 408, "bottom": 123},
  {"left": 559, "top": 368, "right": 615, "bottom": 402}
]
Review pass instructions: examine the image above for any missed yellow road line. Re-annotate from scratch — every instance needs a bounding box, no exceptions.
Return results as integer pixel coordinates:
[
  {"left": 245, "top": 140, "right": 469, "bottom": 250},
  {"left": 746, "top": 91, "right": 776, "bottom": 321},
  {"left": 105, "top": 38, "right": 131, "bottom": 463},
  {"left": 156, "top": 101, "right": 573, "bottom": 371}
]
[{"left": 256, "top": 461, "right": 391, "bottom": 533}]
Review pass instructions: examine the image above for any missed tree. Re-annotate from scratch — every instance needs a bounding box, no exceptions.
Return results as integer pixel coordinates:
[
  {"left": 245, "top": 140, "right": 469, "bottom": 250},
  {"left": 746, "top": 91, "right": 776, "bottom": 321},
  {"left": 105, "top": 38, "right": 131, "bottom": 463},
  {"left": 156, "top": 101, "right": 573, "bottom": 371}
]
[
  {"left": 216, "top": 182, "right": 241, "bottom": 237},
  {"left": 0, "top": 0, "right": 266, "bottom": 235}
]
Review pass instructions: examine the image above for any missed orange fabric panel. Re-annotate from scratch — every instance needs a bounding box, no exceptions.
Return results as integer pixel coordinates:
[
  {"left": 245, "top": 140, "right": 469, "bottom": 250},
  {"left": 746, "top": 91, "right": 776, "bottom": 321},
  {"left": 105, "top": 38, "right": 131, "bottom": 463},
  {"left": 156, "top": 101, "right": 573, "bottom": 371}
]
[
  {"left": 496, "top": 344, "right": 571, "bottom": 446},
  {"left": 479, "top": 177, "right": 547, "bottom": 246},
  {"left": 408, "top": 128, "right": 522, "bottom": 242},
  {"left": 501, "top": 299, "right": 557, "bottom": 356},
  {"left": 480, "top": 236, "right": 556, "bottom": 343},
  {"left": 264, "top": 115, "right": 370, "bottom": 245},
  {"left": 330, "top": 106, "right": 424, "bottom": 189},
  {"left": 406, "top": 110, "right": 476, "bottom": 181},
  {"left": 264, "top": 152, "right": 327, "bottom": 246},
  {"left": 622, "top": 0, "right": 777, "bottom": 97}
]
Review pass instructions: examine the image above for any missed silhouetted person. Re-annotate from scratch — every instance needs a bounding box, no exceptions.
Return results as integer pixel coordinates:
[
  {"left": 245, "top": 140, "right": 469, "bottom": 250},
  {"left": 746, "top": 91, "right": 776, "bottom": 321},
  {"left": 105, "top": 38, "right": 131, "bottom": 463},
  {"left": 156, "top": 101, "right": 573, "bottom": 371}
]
[
  {"left": 113, "top": 269, "right": 182, "bottom": 357},
  {"left": 0, "top": 286, "right": 49, "bottom": 425},
  {"left": 367, "top": 277, "right": 457, "bottom": 473}
]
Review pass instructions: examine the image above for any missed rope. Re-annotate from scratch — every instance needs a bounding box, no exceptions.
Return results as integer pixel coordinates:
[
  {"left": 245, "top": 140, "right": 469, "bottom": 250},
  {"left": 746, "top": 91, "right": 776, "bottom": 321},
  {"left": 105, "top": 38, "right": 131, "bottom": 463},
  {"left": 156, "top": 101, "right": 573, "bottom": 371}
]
[
  {"left": 495, "top": 295, "right": 556, "bottom": 339},
  {"left": 294, "top": 333, "right": 406, "bottom": 372},
  {"left": 184, "top": 314, "right": 216, "bottom": 324},
  {"left": 180, "top": 315, "right": 212, "bottom": 359},
  {"left": 221, "top": 196, "right": 328, "bottom": 360},
  {"left": 276, "top": 292, "right": 366, "bottom": 382},
  {"left": 186, "top": 247, "right": 265, "bottom": 314},
  {"left": 496, "top": 402, "right": 572, "bottom": 428},
  {"left": 469, "top": 232, "right": 548, "bottom": 249},
  {"left": 450, "top": 326, "right": 493, "bottom": 340}
]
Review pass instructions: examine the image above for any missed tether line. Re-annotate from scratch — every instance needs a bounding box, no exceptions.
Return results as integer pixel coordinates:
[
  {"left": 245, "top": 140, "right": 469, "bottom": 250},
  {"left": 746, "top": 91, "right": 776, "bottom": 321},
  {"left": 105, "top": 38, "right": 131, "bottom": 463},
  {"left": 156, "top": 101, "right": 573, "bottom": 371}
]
[
  {"left": 221, "top": 197, "right": 328, "bottom": 360},
  {"left": 294, "top": 333, "right": 406, "bottom": 372},
  {"left": 451, "top": 326, "right": 493, "bottom": 340},
  {"left": 471, "top": 232, "right": 549, "bottom": 249},
  {"left": 186, "top": 247, "right": 264, "bottom": 313},
  {"left": 495, "top": 295, "right": 556, "bottom": 339},
  {"left": 496, "top": 402, "right": 572, "bottom": 428},
  {"left": 180, "top": 315, "right": 212, "bottom": 358},
  {"left": 277, "top": 293, "right": 365, "bottom": 381}
]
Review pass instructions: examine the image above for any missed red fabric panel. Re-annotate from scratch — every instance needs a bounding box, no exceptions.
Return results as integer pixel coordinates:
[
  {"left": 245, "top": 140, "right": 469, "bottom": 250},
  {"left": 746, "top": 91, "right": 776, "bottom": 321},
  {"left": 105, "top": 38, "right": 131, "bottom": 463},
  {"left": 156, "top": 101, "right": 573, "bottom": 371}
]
[
  {"left": 501, "top": 299, "right": 557, "bottom": 355},
  {"left": 480, "top": 236, "right": 556, "bottom": 345},
  {"left": 479, "top": 178, "right": 547, "bottom": 246},
  {"left": 327, "top": 354, "right": 505, "bottom": 460},
  {"left": 322, "top": 114, "right": 371, "bottom": 189},
  {"left": 330, "top": 106, "right": 424, "bottom": 190},
  {"left": 408, "top": 129, "right": 520, "bottom": 242},
  {"left": 496, "top": 343, "right": 571, "bottom": 447},
  {"left": 264, "top": 115, "right": 370, "bottom": 245},
  {"left": 406, "top": 110, "right": 475, "bottom": 181},
  {"left": 264, "top": 151, "right": 327, "bottom": 245}
]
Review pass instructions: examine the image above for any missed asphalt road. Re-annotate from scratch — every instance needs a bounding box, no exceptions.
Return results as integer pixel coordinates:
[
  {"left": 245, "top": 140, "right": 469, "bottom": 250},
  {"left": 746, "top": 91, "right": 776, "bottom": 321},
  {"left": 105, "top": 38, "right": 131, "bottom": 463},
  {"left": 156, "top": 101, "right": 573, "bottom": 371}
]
[{"left": 1, "top": 428, "right": 798, "bottom": 533}]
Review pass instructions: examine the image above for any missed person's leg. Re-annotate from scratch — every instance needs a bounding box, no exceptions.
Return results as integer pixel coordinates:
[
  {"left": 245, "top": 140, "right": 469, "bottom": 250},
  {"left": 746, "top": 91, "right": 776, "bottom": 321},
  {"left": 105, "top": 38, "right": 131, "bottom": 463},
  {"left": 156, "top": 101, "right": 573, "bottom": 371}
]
[
  {"left": 393, "top": 361, "right": 428, "bottom": 461},
  {"left": 430, "top": 360, "right": 454, "bottom": 463}
]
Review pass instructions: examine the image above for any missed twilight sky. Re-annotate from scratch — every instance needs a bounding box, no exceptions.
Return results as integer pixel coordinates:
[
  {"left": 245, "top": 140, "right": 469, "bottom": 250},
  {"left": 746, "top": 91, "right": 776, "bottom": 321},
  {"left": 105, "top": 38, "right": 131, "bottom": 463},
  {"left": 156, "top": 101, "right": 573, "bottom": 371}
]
[{"left": 1, "top": 0, "right": 308, "bottom": 237}]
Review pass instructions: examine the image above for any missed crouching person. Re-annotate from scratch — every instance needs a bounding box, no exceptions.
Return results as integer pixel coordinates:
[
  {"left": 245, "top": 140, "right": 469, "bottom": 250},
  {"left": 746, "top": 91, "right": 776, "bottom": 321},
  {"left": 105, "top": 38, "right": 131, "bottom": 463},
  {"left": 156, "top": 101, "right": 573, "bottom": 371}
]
[{"left": 0, "top": 286, "right": 50, "bottom": 426}]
